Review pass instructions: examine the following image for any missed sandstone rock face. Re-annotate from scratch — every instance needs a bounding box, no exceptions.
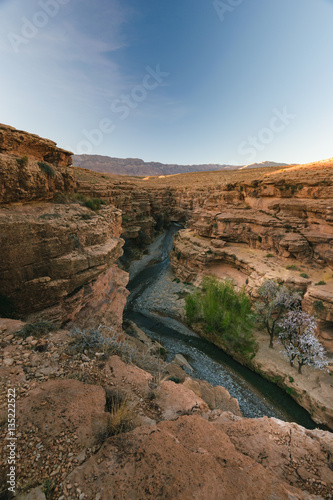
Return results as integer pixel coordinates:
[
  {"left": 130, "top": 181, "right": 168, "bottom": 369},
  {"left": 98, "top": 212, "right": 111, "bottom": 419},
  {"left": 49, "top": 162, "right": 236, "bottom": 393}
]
[
  {"left": 154, "top": 380, "right": 209, "bottom": 420},
  {"left": 218, "top": 416, "right": 333, "bottom": 498},
  {"left": 0, "top": 124, "right": 75, "bottom": 204},
  {"left": 0, "top": 154, "right": 76, "bottom": 204},
  {"left": 64, "top": 414, "right": 324, "bottom": 499},
  {"left": 183, "top": 377, "right": 242, "bottom": 416},
  {"left": 0, "top": 123, "right": 72, "bottom": 167},
  {"left": 303, "top": 286, "right": 333, "bottom": 351},
  {"left": 0, "top": 203, "right": 127, "bottom": 329}
]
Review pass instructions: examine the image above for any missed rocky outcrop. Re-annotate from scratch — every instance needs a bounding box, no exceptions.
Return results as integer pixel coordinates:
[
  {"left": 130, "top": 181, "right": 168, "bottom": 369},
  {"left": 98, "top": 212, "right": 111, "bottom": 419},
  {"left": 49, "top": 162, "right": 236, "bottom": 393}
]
[
  {"left": 0, "top": 123, "right": 72, "bottom": 168},
  {"left": 64, "top": 414, "right": 330, "bottom": 499},
  {"left": 0, "top": 125, "right": 129, "bottom": 331},
  {"left": 0, "top": 153, "right": 76, "bottom": 204},
  {"left": 183, "top": 377, "right": 242, "bottom": 416},
  {"left": 0, "top": 124, "right": 75, "bottom": 204},
  {"left": 1, "top": 320, "right": 332, "bottom": 499},
  {"left": 0, "top": 204, "right": 127, "bottom": 329}
]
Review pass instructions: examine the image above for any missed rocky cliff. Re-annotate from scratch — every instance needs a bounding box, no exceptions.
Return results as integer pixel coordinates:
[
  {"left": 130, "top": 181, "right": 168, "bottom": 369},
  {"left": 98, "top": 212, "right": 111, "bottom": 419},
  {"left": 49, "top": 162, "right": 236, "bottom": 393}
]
[{"left": 0, "top": 125, "right": 127, "bottom": 332}]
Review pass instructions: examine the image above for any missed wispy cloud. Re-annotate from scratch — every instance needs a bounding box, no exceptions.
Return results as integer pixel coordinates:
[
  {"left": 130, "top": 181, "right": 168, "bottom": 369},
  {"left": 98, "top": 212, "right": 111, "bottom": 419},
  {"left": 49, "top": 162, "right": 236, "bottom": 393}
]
[{"left": 0, "top": 0, "right": 133, "bottom": 93}]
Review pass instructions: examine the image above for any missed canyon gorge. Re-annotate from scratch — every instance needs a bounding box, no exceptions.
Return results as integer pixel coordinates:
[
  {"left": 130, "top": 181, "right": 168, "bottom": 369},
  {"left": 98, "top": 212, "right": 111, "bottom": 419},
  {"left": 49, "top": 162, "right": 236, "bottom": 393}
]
[{"left": 0, "top": 123, "right": 333, "bottom": 499}]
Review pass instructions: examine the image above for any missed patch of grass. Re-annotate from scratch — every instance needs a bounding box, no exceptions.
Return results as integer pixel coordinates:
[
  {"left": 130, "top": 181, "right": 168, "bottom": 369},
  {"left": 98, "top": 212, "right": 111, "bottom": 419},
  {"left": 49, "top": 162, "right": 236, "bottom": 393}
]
[
  {"left": 300, "top": 273, "right": 309, "bottom": 279},
  {"left": 288, "top": 376, "right": 294, "bottom": 383},
  {"left": 52, "top": 192, "right": 107, "bottom": 211},
  {"left": 266, "top": 253, "right": 274, "bottom": 258},
  {"left": 104, "top": 392, "right": 136, "bottom": 437},
  {"left": 315, "top": 281, "right": 326, "bottom": 286},
  {"left": 16, "top": 155, "right": 28, "bottom": 168},
  {"left": 38, "top": 161, "right": 55, "bottom": 177},
  {"left": 52, "top": 192, "right": 69, "bottom": 204},
  {"left": 42, "top": 479, "right": 55, "bottom": 499},
  {"left": 286, "top": 264, "right": 300, "bottom": 271},
  {"left": 16, "top": 321, "right": 57, "bottom": 340},
  {"left": 84, "top": 197, "right": 106, "bottom": 211},
  {"left": 313, "top": 300, "right": 326, "bottom": 312}
]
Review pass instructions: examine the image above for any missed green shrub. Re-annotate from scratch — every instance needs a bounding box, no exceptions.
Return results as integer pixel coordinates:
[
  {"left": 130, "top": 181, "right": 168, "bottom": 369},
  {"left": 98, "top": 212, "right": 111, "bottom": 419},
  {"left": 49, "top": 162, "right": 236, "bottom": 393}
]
[
  {"left": 315, "top": 281, "right": 326, "bottom": 286},
  {"left": 185, "top": 276, "right": 257, "bottom": 358},
  {"left": 17, "top": 321, "right": 57, "bottom": 340},
  {"left": 313, "top": 300, "right": 325, "bottom": 312},
  {"left": 54, "top": 193, "right": 107, "bottom": 211},
  {"left": 52, "top": 192, "right": 69, "bottom": 203},
  {"left": 185, "top": 291, "right": 201, "bottom": 324},
  {"left": 300, "top": 273, "right": 309, "bottom": 279},
  {"left": 16, "top": 155, "right": 28, "bottom": 168},
  {"left": 257, "top": 236, "right": 262, "bottom": 243},
  {"left": 176, "top": 251, "right": 181, "bottom": 260},
  {"left": 84, "top": 197, "right": 105, "bottom": 211},
  {"left": 169, "top": 376, "right": 181, "bottom": 384},
  {"left": 286, "top": 264, "right": 300, "bottom": 271},
  {"left": 38, "top": 161, "right": 55, "bottom": 177},
  {"left": 42, "top": 479, "right": 55, "bottom": 499},
  {"left": 266, "top": 253, "right": 274, "bottom": 258}
]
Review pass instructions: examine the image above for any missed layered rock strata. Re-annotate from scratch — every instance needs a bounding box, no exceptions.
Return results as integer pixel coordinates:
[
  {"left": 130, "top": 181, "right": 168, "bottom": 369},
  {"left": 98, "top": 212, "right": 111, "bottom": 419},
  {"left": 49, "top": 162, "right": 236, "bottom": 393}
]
[{"left": 0, "top": 125, "right": 127, "bottom": 331}]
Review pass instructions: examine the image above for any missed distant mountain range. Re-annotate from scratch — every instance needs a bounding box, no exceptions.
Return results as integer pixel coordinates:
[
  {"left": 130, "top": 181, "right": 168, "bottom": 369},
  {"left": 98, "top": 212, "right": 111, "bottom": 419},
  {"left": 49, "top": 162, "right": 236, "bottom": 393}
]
[
  {"left": 73, "top": 155, "right": 291, "bottom": 176},
  {"left": 239, "top": 160, "right": 291, "bottom": 170}
]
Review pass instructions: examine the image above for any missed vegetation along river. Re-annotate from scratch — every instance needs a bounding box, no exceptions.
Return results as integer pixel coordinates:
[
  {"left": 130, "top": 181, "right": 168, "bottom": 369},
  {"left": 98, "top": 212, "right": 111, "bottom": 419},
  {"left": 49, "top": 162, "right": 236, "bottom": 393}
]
[{"left": 124, "top": 225, "right": 319, "bottom": 429}]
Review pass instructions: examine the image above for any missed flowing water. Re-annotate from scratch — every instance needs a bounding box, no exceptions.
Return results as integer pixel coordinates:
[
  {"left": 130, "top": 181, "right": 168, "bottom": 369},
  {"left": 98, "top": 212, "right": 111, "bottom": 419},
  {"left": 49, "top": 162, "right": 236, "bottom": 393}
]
[{"left": 124, "top": 226, "right": 318, "bottom": 429}]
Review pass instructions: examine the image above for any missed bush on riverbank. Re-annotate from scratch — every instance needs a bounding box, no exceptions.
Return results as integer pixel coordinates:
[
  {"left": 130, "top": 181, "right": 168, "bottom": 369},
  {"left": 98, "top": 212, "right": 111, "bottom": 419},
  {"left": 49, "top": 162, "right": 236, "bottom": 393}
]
[{"left": 185, "top": 276, "right": 257, "bottom": 359}]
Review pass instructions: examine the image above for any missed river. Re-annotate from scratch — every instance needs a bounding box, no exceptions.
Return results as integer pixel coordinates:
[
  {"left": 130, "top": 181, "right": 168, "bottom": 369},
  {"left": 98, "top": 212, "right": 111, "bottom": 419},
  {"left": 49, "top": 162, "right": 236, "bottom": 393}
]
[{"left": 124, "top": 225, "right": 318, "bottom": 429}]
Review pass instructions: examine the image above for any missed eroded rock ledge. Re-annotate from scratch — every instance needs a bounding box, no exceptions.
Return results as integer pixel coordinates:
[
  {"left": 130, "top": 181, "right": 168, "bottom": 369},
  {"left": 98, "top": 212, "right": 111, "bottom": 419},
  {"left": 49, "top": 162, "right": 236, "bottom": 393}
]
[
  {"left": 0, "top": 125, "right": 127, "bottom": 331},
  {"left": 0, "top": 321, "right": 332, "bottom": 500}
]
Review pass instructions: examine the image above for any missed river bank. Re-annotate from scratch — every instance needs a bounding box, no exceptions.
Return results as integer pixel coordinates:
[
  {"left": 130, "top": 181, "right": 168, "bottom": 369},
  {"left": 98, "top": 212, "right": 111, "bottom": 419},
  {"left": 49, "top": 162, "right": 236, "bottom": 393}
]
[{"left": 131, "top": 229, "right": 333, "bottom": 430}]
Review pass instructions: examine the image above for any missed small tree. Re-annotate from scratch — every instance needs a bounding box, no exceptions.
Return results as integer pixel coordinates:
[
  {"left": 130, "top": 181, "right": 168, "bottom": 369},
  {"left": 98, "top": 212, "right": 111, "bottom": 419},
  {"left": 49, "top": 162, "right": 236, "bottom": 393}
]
[
  {"left": 255, "top": 280, "right": 301, "bottom": 348},
  {"left": 185, "top": 276, "right": 257, "bottom": 358},
  {"left": 278, "top": 311, "right": 329, "bottom": 374}
]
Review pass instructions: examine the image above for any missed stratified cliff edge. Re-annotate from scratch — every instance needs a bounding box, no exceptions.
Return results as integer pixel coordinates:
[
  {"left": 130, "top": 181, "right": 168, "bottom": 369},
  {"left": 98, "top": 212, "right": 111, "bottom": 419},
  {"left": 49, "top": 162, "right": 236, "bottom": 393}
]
[{"left": 0, "top": 124, "right": 128, "bottom": 331}]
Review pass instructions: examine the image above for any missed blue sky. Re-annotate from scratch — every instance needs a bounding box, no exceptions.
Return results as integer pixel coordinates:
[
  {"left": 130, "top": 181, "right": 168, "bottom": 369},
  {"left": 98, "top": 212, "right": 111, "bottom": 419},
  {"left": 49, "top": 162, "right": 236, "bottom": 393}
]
[{"left": 0, "top": 0, "right": 332, "bottom": 165}]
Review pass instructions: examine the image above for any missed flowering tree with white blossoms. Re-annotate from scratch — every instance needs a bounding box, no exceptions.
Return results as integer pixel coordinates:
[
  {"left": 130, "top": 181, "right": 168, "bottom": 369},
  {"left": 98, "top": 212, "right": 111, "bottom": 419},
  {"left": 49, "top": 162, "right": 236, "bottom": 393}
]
[
  {"left": 278, "top": 310, "right": 329, "bottom": 374},
  {"left": 255, "top": 280, "right": 302, "bottom": 348}
]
